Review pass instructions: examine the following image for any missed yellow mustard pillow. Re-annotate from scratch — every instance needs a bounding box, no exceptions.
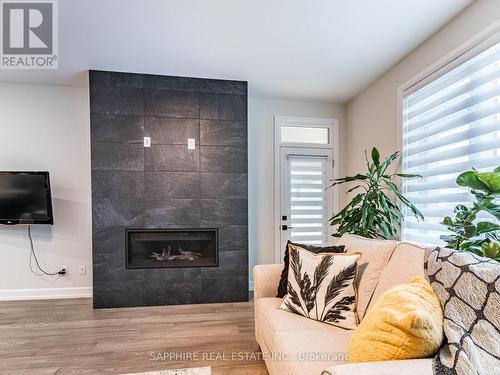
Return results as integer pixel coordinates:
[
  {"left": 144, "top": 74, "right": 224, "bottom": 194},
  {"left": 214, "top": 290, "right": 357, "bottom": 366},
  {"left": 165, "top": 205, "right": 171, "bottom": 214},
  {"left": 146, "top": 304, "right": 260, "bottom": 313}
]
[{"left": 348, "top": 276, "right": 443, "bottom": 362}]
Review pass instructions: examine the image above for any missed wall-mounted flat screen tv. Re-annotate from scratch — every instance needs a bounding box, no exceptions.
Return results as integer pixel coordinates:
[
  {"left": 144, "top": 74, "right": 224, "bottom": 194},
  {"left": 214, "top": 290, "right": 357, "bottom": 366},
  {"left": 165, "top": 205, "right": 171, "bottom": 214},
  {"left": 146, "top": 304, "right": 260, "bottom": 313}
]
[{"left": 0, "top": 171, "right": 54, "bottom": 225}]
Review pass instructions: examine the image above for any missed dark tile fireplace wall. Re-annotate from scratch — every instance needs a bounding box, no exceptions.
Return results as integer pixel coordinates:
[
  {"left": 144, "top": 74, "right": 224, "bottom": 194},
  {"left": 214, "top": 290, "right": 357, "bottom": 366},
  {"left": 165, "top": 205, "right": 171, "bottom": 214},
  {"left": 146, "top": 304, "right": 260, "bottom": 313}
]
[{"left": 90, "top": 70, "right": 248, "bottom": 308}]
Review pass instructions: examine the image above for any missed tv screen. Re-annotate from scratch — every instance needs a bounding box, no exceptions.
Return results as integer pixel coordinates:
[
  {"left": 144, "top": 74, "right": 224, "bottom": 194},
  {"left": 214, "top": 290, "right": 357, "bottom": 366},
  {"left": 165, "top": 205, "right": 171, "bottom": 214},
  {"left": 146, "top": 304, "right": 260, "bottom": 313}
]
[{"left": 0, "top": 172, "right": 54, "bottom": 225}]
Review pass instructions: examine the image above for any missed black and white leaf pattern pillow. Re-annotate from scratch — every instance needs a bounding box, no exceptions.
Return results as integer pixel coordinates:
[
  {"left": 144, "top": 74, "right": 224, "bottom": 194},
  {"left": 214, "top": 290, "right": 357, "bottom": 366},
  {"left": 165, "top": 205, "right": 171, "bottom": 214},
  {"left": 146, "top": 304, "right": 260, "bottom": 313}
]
[{"left": 279, "top": 244, "right": 361, "bottom": 329}]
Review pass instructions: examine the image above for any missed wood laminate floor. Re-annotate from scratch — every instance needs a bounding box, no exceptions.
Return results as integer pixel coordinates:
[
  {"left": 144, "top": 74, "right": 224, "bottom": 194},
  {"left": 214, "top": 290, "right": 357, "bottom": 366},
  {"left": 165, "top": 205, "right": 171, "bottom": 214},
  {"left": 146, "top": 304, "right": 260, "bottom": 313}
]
[{"left": 0, "top": 298, "right": 268, "bottom": 375}]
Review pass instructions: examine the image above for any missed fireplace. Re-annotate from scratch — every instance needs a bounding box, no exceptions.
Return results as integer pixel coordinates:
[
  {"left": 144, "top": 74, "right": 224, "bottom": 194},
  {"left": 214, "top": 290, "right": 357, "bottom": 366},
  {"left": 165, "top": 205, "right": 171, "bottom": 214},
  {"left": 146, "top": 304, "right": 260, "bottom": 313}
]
[
  {"left": 126, "top": 228, "right": 218, "bottom": 269},
  {"left": 91, "top": 71, "right": 248, "bottom": 308}
]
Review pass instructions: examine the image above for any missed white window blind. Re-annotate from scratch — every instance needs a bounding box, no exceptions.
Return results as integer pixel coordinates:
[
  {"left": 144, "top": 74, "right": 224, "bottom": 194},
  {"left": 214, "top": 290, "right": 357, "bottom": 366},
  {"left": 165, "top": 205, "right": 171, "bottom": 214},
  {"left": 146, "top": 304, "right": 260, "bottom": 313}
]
[
  {"left": 288, "top": 155, "right": 328, "bottom": 245},
  {"left": 401, "top": 41, "right": 500, "bottom": 245}
]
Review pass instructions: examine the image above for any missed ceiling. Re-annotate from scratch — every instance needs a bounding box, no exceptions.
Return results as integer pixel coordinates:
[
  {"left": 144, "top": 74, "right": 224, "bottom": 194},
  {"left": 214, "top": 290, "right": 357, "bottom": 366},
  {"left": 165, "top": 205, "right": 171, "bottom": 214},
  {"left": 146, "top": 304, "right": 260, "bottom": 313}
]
[{"left": 0, "top": 0, "right": 473, "bottom": 103}]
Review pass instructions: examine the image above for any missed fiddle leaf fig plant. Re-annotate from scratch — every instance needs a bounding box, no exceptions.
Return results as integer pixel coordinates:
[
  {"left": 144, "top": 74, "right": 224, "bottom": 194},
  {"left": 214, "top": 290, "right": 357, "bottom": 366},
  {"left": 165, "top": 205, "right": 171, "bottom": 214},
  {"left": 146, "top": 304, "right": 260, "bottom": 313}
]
[
  {"left": 329, "top": 147, "right": 423, "bottom": 240},
  {"left": 440, "top": 166, "right": 500, "bottom": 261}
]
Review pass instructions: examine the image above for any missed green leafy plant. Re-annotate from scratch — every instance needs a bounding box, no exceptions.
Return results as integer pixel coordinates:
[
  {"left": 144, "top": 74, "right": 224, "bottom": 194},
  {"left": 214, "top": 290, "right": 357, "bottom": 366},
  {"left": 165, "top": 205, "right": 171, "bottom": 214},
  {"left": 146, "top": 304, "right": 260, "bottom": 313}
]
[
  {"left": 441, "top": 166, "right": 500, "bottom": 261},
  {"left": 329, "top": 147, "right": 423, "bottom": 239}
]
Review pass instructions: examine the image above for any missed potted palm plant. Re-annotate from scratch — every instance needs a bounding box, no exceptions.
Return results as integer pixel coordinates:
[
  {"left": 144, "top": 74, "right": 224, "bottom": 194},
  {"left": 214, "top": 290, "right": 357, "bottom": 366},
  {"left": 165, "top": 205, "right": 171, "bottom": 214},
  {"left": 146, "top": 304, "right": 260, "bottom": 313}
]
[{"left": 329, "top": 147, "right": 423, "bottom": 239}]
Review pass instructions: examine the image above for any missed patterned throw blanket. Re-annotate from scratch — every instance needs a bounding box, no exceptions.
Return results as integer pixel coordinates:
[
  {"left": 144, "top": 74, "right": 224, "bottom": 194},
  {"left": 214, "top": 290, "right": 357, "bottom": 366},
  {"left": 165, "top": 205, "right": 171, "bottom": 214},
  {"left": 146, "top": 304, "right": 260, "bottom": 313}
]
[{"left": 425, "top": 247, "right": 500, "bottom": 375}]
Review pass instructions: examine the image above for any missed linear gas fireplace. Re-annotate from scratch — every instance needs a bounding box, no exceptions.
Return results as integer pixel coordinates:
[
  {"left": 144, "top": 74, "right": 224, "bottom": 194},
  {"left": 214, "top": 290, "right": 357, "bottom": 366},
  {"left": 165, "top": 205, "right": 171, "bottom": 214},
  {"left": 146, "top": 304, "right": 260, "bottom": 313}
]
[{"left": 126, "top": 228, "right": 218, "bottom": 269}]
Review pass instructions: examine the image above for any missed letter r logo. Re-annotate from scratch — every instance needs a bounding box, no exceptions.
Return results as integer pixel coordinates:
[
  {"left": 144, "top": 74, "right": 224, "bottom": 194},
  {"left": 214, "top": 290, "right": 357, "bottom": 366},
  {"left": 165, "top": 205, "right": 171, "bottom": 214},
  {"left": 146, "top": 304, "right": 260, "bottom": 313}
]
[{"left": 2, "top": 1, "right": 53, "bottom": 54}]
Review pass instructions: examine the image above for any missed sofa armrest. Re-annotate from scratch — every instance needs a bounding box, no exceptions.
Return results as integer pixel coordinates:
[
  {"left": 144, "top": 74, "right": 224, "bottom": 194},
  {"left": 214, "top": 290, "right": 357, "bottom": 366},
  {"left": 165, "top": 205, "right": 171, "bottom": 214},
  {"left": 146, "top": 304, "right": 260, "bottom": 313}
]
[
  {"left": 322, "top": 358, "right": 433, "bottom": 375},
  {"left": 253, "top": 264, "right": 282, "bottom": 300}
]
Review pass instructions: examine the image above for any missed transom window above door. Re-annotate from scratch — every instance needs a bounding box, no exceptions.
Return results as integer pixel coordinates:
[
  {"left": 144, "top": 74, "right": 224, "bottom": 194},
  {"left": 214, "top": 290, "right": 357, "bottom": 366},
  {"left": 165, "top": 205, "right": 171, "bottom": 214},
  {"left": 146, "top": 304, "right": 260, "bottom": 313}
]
[
  {"left": 277, "top": 117, "right": 335, "bottom": 148},
  {"left": 281, "top": 126, "right": 330, "bottom": 145}
]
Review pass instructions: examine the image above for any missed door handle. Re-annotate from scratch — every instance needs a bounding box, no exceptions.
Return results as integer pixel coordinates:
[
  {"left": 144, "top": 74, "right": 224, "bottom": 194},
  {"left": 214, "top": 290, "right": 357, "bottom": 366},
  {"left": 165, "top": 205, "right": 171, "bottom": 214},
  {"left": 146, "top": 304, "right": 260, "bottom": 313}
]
[{"left": 281, "top": 225, "right": 294, "bottom": 230}]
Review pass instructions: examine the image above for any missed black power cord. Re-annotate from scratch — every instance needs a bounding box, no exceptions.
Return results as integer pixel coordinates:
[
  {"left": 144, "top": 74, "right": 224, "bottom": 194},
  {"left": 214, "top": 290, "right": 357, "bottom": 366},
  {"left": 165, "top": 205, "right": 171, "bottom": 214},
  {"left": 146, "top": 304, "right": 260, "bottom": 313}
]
[{"left": 28, "top": 225, "right": 66, "bottom": 276}]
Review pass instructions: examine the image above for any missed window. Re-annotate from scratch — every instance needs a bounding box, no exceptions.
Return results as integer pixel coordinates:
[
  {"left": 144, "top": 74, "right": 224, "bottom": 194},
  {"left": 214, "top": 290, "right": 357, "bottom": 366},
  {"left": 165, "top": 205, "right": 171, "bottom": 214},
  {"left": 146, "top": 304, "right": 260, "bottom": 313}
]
[
  {"left": 288, "top": 155, "right": 329, "bottom": 245},
  {"left": 277, "top": 117, "right": 334, "bottom": 147},
  {"left": 401, "top": 39, "right": 500, "bottom": 245},
  {"left": 281, "top": 126, "right": 330, "bottom": 144}
]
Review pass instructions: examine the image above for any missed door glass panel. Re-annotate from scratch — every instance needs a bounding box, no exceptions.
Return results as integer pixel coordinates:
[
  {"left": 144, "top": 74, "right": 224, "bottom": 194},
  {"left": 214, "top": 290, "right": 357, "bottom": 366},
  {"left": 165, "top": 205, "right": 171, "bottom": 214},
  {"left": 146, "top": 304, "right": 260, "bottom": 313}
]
[{"left": 288, "top": 155, "right": 328, "bottom": 245}]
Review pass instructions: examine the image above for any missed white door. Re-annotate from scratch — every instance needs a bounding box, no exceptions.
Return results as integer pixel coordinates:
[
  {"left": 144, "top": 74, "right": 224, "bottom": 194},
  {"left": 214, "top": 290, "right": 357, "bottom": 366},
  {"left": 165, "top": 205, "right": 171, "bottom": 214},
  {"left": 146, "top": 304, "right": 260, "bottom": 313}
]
[{"left": 279, "top": 147, "right": 334, "bottom": 261}]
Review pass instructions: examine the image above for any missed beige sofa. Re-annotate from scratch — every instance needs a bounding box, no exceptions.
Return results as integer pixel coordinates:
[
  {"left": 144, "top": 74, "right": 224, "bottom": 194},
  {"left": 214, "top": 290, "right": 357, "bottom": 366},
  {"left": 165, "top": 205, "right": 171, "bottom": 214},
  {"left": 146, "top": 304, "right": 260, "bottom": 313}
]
[{"left": 253, "top": 234, "right": 435, "bottom": 375}]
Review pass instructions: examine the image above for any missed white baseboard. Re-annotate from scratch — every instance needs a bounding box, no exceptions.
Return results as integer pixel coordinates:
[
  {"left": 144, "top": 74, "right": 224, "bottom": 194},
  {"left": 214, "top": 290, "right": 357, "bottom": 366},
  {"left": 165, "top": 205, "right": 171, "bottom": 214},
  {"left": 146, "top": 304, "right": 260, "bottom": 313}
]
[
  {"left": 0, "top": 287, "right": 92, "bottom": 301},
  {"left": 1, "top": 284, "right": 253, "bottom": 301}
]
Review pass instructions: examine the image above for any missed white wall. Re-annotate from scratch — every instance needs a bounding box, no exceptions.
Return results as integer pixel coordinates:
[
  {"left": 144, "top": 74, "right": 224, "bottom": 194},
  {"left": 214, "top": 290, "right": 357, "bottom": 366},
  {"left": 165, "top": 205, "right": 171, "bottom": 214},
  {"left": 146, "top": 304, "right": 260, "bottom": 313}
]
[
  {"left": 346, "top": 0, "right": 500, "bottom": 177},
  {"left": 248, "top": 98, "right": 346, "bottom": 285},
  {"left": 0, "top": 83, "right": 91, "bottom": 299}
]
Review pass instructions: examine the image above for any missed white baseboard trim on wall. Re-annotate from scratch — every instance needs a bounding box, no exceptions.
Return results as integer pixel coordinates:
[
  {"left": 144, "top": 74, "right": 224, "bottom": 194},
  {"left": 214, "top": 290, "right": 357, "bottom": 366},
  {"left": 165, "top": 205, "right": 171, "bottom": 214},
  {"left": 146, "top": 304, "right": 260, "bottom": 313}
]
[{"left": 0, "top": 287, "right": 92, "bottom": 301}]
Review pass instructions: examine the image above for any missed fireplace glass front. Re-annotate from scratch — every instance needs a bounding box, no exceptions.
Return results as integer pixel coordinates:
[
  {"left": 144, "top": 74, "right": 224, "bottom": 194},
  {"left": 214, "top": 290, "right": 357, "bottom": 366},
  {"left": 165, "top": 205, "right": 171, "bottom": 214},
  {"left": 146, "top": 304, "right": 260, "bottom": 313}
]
[{"left": 126, "top": 228, "right": 218, "bottom": 269}]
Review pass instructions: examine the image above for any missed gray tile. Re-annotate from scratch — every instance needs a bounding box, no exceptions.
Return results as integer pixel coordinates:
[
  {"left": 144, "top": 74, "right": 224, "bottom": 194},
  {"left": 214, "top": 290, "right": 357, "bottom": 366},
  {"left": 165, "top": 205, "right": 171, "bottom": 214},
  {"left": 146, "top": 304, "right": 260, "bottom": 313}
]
[
  {"left": 200, "top": 146, "right": 246, "bottom": 173},
  {"left": 201, "top": 199, "right": 248, "bottom": 226},
  {"left": 91, "top": 114, "right": 144, "bottom": 144},
  {"left": 201, "top": 173, "right": 247, "bottom": 199},
  {"left": 92, "top": 143, "right": 144, "bottom": 171},
  {"left": 144, "top": 199, "right": 201, "bottom": 226},
  {"left": 92, "top": 226, "right": 125, "bottom": 255},
  {"left": 200, "top": 93, "right": 247, "bottom": 120},
  {"left": 221, "top": 250, "right": 247, "bottom": 265},
  {"left": 200, "top": 120, "right": 247, "bottom": 146},
  {"left": 145, "top": 277, "right": 201, "bottom": 306},
  {"left": 92, "top": 198, "right": 144, "bottom": 229},
  {"left": 142, "top": 75, "right": 201, "bottom": 92},
  {"left": 200, "top": 263, "right": 246, "bottom": 279},
  {"left": 144, "top": 90, "right": 199, "bottom": 118},
  {"left": 144, "top": 117, "right": 199, "bottom": 145},
  {"left": 92, "top": 171, "right": 144, "bottom": 199},
  {"left": 111, "top": 72, "right": 144, "bottom": 88},
  {"left": 219, "top": 225, "right": 248, "bottom": 253},
  {"left": 145, "top": 268, "right": 202, "bottom": 282},
  {"left": 198, "top": 79, "right": 247, "bottom": 95},
  {"left": 89, "top": 70, "right": 111, "bottom": 87},
  {"left": 201, "top": 276, "right": 248, "bottom": 303},
  {"left": 90, "top": 86, "right": 143, "bottom": 116},
  {"left": 201, "top": 251, "right": 247, "bottom": 278},
  {"left": 93, "top": 253, "right": 147, "bottom": 282},
  {"left": 93, "top": 280, "right": 147, "bottom": 308},
  {"left": 145, "top": 145, "right": 199, "bottom": 172},
  {"left": 145, "top": 172, "right": 200, "bottom": 199},
  {"left": 93, "top": 252, "right": 124, "bottom": 279}
]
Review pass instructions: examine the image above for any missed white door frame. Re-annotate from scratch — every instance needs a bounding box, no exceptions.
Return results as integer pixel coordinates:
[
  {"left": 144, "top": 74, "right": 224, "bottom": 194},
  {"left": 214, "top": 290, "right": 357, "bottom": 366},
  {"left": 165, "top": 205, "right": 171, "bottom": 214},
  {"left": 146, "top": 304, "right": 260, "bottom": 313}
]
[{"left": 273, "top": 116, "right": 340, "bottom": 263}]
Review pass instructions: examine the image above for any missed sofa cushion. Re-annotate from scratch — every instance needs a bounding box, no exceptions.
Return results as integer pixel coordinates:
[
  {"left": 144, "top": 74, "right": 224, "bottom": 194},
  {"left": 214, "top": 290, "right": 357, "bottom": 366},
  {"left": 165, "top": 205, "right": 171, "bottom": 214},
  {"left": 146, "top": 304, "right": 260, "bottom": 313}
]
[
  {"left": 348, "top": 276, "right": 443, "bottom": 363},
  {"left": 335, "top": 234, "right": 398, "bottom": 318},
  {"left": 274, "top": 329, "right": 351, "bottom": 375},
  {"left": 256, "top": 297, "right": 353, "bottom": 374},
  {"left": 368, "top": 242, "right": 427, "bottom": 312},
  {"left": 256, "top": 298, "right": 339, "bottom": 337},
  {"left": 322, "top": 358, "right": 433, "bottom": 375},
  {"left": 279, "top": 244, "right": 361, "bottom": 329}
]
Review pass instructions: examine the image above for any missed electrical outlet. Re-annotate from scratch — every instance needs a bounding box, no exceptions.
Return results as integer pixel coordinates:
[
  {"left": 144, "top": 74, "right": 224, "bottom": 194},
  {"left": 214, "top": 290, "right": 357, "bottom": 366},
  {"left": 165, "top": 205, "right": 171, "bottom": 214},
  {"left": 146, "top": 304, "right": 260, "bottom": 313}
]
[{"left": 79, "top": 265, "right": 86, "bottom": 275}]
